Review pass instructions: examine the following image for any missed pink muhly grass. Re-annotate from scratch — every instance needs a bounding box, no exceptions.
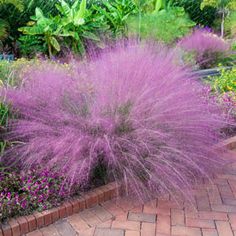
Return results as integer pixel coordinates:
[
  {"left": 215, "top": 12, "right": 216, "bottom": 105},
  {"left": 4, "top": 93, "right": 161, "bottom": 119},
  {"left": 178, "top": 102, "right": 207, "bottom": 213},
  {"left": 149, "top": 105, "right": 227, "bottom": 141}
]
[
  {"left": 179, "top": 29, "right": 229, "bottom": 68},
  {"left": 2, "top": 42, "right": 229, "bottom": 201}
]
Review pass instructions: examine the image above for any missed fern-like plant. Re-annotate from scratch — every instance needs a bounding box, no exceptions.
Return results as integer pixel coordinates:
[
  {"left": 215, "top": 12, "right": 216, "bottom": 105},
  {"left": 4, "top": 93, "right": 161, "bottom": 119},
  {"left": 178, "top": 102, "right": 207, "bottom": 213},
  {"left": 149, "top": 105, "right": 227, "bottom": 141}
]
[
  {"left": 0, "top": 0, "right": 23, "bottom": 11},
  {"left": 0, "top": 0, "right": 23, "bottom": 42}
]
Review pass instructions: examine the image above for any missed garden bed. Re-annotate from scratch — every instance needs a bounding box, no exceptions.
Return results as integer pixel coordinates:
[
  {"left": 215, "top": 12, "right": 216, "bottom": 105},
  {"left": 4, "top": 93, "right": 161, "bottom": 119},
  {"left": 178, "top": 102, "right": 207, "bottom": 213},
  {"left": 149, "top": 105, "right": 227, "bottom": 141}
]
[
  {"left": 1, "top": 135, "right": 235, "bottom": 236},
  {"left": 0, "top": 181, "right": 123, "bottom": 236}
]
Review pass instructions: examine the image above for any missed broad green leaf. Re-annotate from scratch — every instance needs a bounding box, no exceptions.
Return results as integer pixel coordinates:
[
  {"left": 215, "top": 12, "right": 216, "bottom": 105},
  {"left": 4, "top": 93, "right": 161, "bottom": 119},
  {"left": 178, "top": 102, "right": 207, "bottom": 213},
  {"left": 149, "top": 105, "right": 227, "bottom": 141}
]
[
  {"left": 0, "top": 0, "right": 24, "bottom": 12},
  {"left": 55, "top": 3, "right": 64, "bottom": 14},
  {"left": 74, "top": 18, "right": 85, "bottom": 26},
  {"left": 60, "top": 0, "right": 71, "bottom": 15},
  {"left": 74, "top": 0, "right": 86, "bottom": 26},
  {"left": 26, "top": 21, "right": 35, "bottom": 26},
  {"left": 82, "top": 31, "right": 100, "bottom": 41},
  {"left": 77, "top": 35, "right": 85, "bottom": 55},
  {"left": 72, "top": 0, "right": 80, "bottom": 9},
  {"left": 155, "top": 0, "right": 163, "bottom": 12},
  {"left": 18, "top": 25, "right": 44, "bottom": 35},
  {"left": 50, "top": 36, "right": 60, "bottom": 51},
  {"left": 35, "top": 7, "right": 44, "bottom": 20},
  {"left": 0, "top": 19, "right": 9, "bottom": 40}
]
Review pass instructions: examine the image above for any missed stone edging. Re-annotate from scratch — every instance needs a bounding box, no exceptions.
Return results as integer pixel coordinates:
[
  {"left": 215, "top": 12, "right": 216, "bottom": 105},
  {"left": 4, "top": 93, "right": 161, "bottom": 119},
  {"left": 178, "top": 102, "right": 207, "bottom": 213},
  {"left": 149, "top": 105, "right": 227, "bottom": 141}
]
[{"left": 0, "top": 182, "right": 123, "bottom": 236}]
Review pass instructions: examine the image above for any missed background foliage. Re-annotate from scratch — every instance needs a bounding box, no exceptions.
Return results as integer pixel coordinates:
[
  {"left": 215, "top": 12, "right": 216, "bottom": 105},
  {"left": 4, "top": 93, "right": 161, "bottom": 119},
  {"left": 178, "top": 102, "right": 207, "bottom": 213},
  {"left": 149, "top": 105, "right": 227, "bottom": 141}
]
[
  {"left": 172, "top": 0, "right": 217, "bottom": 27},
  {"left": 127, "top": 6, "right": 195, "bottom": 44}
]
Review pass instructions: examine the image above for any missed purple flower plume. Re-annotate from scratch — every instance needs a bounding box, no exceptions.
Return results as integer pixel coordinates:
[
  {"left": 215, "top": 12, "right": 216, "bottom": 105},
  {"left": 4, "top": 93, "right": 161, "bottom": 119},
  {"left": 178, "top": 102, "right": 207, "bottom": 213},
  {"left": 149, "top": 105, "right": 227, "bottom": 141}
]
[
  {"left": 178, "top": 29, "right": 229, "bottom": 68},
  {"left": 179, "top": 28, "right": 229, "bottom": 53},
  {"left": 2, "top": 42, "right": 229, "bottom": 201}
]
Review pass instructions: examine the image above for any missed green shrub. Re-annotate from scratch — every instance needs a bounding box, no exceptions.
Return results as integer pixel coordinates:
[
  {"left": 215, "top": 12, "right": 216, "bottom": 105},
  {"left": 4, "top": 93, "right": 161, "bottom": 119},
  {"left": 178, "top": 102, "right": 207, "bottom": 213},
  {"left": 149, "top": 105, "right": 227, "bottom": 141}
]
[
  {"left": 18, "top": 0, "right": 113, "bottom": 57},
  {"left": 172, "top": 0, "right": 217, "bottom": 27},
  {"left": 93, "top": 0, "right": 138, "bottom": 38},
  {"left": 18, "top": 35, "right": 47, "bottom": 57},
  {"left": 0, "top": 0, "right": 59, "bottom": 54},
  {"left": 212, "top": 67, "right": 236, "bottom": 94},
  {"left": 127, "top": 7, "right": 195, "bottom": 44}
]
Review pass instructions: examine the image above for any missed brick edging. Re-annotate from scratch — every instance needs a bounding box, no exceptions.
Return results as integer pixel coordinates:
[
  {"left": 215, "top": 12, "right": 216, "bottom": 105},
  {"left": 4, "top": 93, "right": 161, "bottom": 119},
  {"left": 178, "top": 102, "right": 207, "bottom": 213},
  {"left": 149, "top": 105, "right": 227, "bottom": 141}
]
[{"left": 0, "top": 181, "right": 123, "bottom": 236}]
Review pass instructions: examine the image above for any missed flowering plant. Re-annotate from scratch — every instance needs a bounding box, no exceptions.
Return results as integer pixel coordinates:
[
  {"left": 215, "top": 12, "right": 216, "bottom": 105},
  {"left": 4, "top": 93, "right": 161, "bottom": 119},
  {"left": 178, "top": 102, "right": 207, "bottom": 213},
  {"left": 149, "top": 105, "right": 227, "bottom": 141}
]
[
  {"left": 210, "top": 67, "right": 236, "bottom": 118},
  {"left": 179, "top": 28, "right": 230, "bottom": 68},
  {"left": 2, "top": 42, "right": 228, "bottom": 203},
  {"left": 0, "top": 168, "right": 75, "bottom": 222}
]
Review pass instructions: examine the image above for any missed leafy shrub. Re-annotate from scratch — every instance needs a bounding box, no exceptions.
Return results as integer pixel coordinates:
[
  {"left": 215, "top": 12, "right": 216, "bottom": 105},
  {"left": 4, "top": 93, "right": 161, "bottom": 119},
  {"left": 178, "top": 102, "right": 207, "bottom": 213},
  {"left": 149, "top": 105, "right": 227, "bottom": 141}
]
[
  {"left": 0, "top": 168, "right": 75, "bottom": 221},
  {"left": 0, "top": 0, "right": 59, "bottom": 54},
  {"left": 19, "top": 0, "right": 107, "bottom": 57},
  {"left": 127, "top": 7, "right": 195, "bottom": 44},
  {"left": 210, "top": 68, "right": 236, "bottom": 116},
  {"left": 2, "top": 42, "right": 228, "bottom": 201},
  {"left": 172, "top": 0, "right": 217, "bottom": 27},
  {"left": 178, "top": 28, "right": 230, "bottom": 68},
  {"left": 18, "top": 35, "right": 47, "bottom": 57},
  {"left": 93, "top": 0, "right": 138, "bottom": 39},
  {"left": 208, "top": 68, "right": 236, "bottom": 120},
  {"left": 212, "top": 67, "right": 236, "bottom": 94},
  {"left": 18, "top": 0, "right": 138, "bottom": 57}
]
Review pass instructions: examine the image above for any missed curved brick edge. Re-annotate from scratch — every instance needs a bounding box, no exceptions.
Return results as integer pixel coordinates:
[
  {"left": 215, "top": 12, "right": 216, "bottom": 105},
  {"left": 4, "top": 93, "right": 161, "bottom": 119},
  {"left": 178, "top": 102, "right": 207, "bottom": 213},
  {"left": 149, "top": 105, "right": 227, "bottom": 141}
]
[
  {"left": 218, "top": 136, "right": 236, "bottom": 150},
  {"left": 0, "top": 182, "right": 123, "bottom": 236}
]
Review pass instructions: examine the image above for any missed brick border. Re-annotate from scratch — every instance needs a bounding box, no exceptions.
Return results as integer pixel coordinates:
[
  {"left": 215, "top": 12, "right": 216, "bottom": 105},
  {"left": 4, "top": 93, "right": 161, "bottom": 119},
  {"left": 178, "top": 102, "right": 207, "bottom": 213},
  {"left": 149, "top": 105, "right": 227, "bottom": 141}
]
[{"left": 0, "top": 182, "right": 123, "bottom": 236}]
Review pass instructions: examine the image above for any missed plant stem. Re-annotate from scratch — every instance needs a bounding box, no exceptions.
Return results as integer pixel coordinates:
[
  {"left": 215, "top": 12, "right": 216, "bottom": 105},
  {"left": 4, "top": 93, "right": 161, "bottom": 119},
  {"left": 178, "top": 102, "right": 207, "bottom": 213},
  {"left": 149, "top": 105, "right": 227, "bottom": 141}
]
[{"left": 221, "top": 9, "right": 225, "bottom": 38}]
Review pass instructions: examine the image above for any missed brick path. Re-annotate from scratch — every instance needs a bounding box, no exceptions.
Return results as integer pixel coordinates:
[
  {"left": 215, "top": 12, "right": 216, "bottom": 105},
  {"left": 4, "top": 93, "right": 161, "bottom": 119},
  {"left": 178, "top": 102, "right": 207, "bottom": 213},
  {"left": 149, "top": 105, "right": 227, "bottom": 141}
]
[{"left": 27, "top": 152, "right": 236, "bottom": 236}]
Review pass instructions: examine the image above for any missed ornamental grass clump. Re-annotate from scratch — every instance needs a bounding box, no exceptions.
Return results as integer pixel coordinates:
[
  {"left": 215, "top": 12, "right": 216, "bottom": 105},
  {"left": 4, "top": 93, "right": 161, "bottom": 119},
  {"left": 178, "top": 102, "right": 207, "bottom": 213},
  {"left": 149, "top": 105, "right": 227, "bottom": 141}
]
[
  {"left": 2, "top": 42, "right": 228, "bottom": 201},
  {"left": 179, "top": 28, "right": 230, "bottom": 68}
]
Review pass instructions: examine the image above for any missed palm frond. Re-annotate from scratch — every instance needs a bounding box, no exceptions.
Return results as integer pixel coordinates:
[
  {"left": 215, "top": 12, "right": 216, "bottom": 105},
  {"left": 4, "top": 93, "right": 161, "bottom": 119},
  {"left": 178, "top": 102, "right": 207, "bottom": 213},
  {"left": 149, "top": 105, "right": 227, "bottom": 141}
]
[{"left": 0, "top": 19, "right": 9, "bottom": 41}]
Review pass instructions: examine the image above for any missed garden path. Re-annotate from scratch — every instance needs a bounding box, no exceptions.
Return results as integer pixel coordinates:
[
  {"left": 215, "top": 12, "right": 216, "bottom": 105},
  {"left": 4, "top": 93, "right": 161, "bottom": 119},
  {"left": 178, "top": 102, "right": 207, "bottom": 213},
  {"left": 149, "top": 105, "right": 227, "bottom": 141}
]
[{"left": 26, "top": 150, "right": 236, "bottom": 236}]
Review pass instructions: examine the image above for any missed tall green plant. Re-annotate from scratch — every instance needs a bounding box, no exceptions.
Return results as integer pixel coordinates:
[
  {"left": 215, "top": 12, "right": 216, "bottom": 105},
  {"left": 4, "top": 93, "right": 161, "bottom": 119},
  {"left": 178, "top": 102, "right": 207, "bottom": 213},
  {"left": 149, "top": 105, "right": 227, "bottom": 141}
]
[
  {"left": 55, "top": 0, "right": 103, "bottom": 54},
  {"left": 0, "top": 0, "right": 59, "bottom": 54},
  {"left": 19, "top": 8, "right": 61, "bottom": 57},
  {"left": 0, "top": 0, "right": 23, "bottom": 43},
  {"left": 19, "top": 0, "right": 108, "bottom": 56},
  {"left": 172, "top": 0, "right": 217, "bottom": 27},
  {"left": 93, "top": 0, "right": 138, "bottom": 38},
  {"left": 0, "top": 0, "right": 23, "bottom": 11},
  {"left": 0, "top": 19, "right": 9, "bottom": 41}
]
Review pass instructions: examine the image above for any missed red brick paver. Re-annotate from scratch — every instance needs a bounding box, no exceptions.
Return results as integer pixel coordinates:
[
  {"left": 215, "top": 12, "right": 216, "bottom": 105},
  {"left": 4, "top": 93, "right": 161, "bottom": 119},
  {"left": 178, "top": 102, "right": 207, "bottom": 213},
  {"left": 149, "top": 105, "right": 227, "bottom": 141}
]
[{"left": 24, "top": 150, "right": 236, "bottom": 236}]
